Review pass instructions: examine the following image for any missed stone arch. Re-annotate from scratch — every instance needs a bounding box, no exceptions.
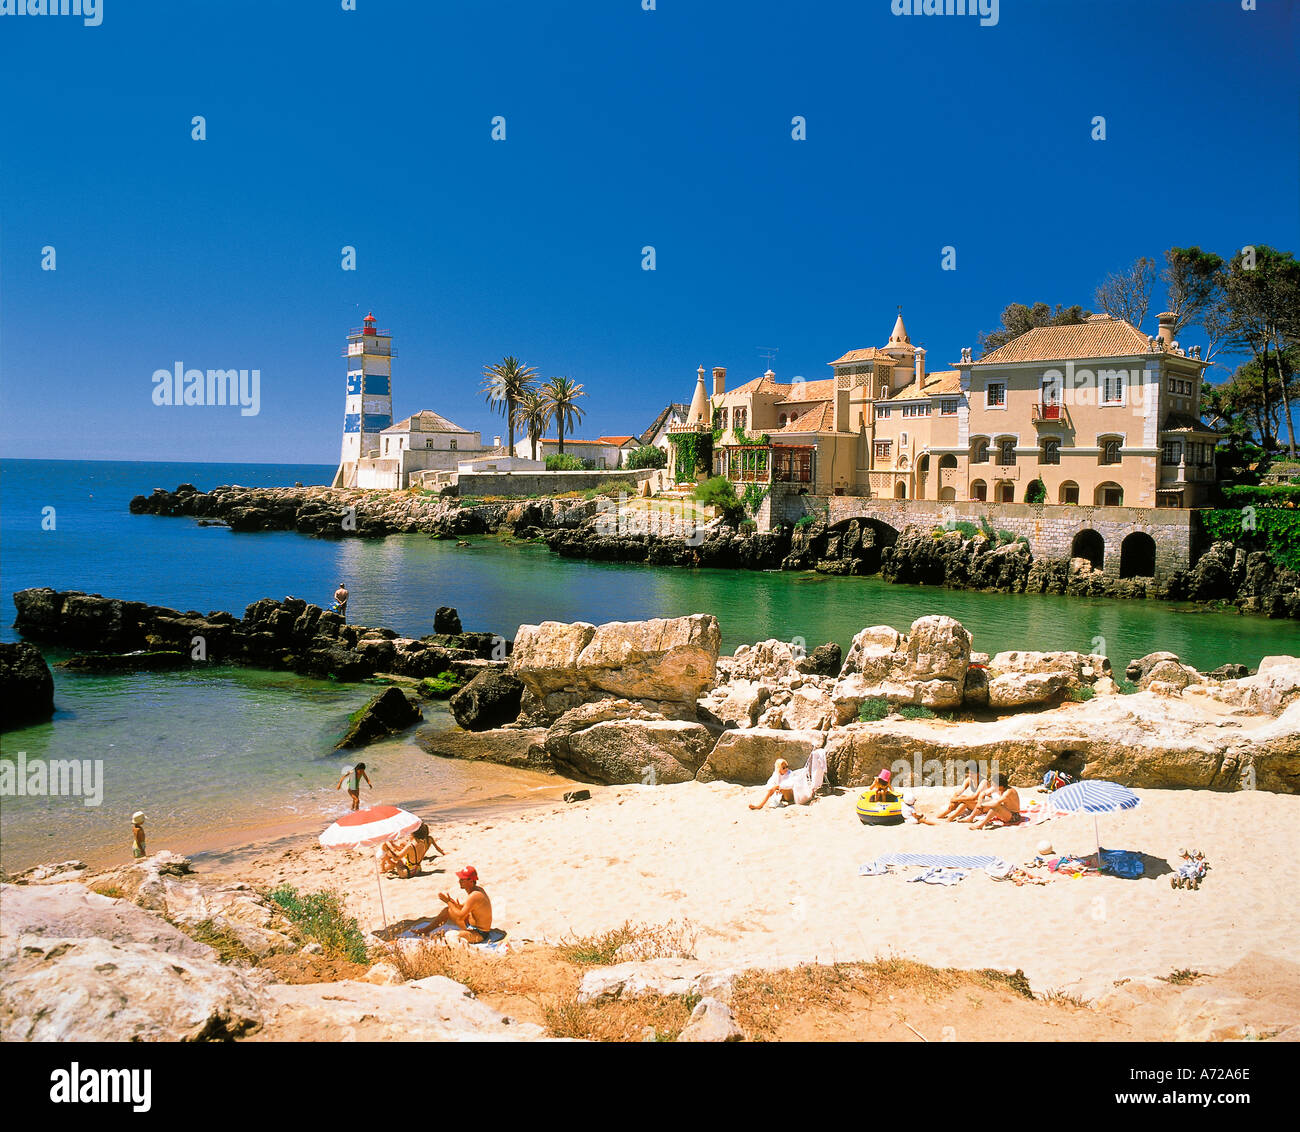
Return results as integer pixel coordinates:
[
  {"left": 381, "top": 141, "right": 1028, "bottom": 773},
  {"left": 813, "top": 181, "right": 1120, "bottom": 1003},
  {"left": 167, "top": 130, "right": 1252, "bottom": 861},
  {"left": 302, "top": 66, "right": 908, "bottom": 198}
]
[
  {"left": 916, "top": 453, "right": 929, "bottom": 499},
  {"left": 1071, "top": 528, "right": 1104, "bottom": 570},
  {"left": 1120, "top": 531, "right": 1156, "bottom": 578},
  {"left": 939, "top": 486, "right": 956, "bottom": 501},
  {"left": 971, "top": 479, "right": 987, "bottom": 501},
  {"left": 894, "top": 480, "right": 908, "bottom": 499},
  {"left": 1059, "top": 480, "right": 1080, "bottom": 504}
]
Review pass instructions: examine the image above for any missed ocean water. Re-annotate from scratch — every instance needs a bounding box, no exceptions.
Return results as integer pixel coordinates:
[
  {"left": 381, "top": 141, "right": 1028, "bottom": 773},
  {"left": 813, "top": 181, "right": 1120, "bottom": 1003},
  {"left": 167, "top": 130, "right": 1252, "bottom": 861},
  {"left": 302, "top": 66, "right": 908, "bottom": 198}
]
[{"left": 1, "top": 458, "right": 1297, "bottom": 871}]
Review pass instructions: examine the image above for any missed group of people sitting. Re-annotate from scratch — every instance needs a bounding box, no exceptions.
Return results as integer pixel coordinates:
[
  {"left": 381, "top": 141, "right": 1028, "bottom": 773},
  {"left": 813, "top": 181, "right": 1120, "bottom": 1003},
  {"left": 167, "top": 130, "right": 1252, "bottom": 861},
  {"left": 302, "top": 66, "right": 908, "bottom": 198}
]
[
  {"left": 934, "top": 770, "right": 1022, "bottom": 830},
  {"left": 376, "top": 826, "right": 499, "bottom": 946}
]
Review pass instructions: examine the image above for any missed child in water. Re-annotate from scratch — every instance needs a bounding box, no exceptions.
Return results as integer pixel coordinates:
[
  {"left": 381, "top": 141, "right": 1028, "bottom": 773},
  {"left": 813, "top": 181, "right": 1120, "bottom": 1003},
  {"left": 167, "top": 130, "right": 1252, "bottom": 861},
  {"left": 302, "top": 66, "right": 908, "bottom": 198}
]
[
  {"left": 337, "top": 763, "right": 372, "bottom": 811},
  {"left": 131, "top": 811, "right": 147, "bottom": 859}
]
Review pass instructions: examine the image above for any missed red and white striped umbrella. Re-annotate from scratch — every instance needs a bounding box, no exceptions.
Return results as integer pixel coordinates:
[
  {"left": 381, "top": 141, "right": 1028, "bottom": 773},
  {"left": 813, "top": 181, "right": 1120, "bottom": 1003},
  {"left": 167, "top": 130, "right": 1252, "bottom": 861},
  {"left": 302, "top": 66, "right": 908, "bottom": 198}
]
[{"left": 320, "top": 805, "right": 422, "bottom": 850}]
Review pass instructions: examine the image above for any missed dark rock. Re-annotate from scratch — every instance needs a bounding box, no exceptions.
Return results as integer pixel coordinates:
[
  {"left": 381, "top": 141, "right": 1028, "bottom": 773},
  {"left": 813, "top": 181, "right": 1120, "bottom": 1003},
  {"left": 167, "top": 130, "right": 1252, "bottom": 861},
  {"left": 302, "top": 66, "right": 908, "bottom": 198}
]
[
  {"left": 0, "top": 642, "right": 55, "bottom": 730},
  {"left": 336, "top": 686, "right": 423, "bottom": 749},
  {"left": 1206, "top": 663, "right": 1251, "bottom": 680},
  {"left": 563, "top": 789, "right": 591, "bottom": 803},
  {"left": 58, "top": 651, "right": 189, "bottom": 673},
  {"left": 796, "top": 642, "right": 842, "bottom": 677},
  {"left": 433, "top": 607, "right": 463, "bottom": 635},
  {"left": 449, "top": 670, "right": 525, "bottom": 731}
]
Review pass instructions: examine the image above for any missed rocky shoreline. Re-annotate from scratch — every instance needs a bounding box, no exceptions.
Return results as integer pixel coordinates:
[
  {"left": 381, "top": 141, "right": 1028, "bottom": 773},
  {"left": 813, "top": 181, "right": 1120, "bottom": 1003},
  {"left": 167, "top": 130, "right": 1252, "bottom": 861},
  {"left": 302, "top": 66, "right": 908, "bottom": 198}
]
[{"left": 129, "top": 484, "right": 1299, "bottom": 617}]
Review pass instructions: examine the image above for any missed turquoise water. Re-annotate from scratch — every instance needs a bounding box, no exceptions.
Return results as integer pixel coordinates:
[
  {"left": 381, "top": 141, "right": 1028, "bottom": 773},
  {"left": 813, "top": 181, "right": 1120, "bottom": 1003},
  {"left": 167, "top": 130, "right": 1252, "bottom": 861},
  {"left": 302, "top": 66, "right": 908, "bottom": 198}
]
[{"left": 1, "top": 458, "right": 1296, "bottom": 871}]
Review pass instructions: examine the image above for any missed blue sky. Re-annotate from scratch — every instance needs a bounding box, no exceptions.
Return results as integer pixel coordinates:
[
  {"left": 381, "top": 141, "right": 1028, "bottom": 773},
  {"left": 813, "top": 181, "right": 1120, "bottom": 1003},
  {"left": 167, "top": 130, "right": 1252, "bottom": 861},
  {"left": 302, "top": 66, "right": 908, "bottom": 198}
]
[{"left": 2, "top": 0, "right": 1296, "bottom": 464}]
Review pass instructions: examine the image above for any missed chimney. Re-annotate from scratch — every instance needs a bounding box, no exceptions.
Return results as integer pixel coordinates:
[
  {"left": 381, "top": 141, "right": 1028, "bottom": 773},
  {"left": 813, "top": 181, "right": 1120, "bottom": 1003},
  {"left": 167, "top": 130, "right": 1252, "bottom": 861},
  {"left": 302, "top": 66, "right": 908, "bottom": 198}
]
[
  {"left": 914, "top": 347, "right": 925, "bottom": 386},
  {"left": 712, "top": 366, "right": 726, "bottom": 396},
  {"left": 1157, "top": 312, "right": 1176, "bottom": 347}
]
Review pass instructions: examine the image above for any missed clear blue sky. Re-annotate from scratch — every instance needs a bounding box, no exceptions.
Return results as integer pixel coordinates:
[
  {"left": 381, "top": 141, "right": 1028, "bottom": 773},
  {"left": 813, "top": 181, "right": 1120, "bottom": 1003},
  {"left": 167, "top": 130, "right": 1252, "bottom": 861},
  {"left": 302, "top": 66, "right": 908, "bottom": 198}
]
[{"left": 2, "top": 0, "right": 1296, "bottom": 464}]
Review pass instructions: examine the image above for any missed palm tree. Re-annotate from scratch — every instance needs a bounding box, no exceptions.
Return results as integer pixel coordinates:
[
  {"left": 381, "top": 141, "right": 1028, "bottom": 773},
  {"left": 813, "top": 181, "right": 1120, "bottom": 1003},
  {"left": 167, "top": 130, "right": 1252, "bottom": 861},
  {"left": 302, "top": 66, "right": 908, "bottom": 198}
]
[
  {"left": 513, "top": 388, "right": 551, "bottom": 461},
  {"left": 480, "top": 356, "right": 538, "bottom": 454},
  {"left": 542, "top": 376, "right": 586, "bottom": 454}
]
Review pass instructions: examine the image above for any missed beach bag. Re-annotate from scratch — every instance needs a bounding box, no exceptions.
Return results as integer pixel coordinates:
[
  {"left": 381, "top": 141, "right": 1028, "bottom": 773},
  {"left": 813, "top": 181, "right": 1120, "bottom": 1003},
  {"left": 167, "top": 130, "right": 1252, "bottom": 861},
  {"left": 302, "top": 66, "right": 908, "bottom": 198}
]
[
  {"left": 1098, "top": 848, "right": 1144, "bottom": 879},
  {"left": 1042, "top": 770, "right": 1075, "bottom": 792}
]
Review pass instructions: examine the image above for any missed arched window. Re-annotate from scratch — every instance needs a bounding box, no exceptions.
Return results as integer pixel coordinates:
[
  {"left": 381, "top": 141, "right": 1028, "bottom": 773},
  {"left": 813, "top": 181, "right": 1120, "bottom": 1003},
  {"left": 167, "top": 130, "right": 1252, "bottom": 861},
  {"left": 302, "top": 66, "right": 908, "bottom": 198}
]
[
  {"left": 997, "top": 480, "right": 1015, "bottom": 503},
  {"left": 778, "top": 413, "right": 788, "bottom": 427},
  {"left": 894, "top": 480, "right": 907, "bottom": 499},
  {"left": 939, "top": 454, "right": 958, "bottom": 470},
  {"left": 971, "top": 438, "right": 989, "bottom": 464},
  {"left": 971, "top": 479, "right": 987, "bottom": 501},
  {"left": 998, "top": 440, "right": 1017, "bottom": 466},
  {"left": 1059, "top": 481, "right": 1079, "bottom": 504},
  {"left": 1095, "top": 482, "right": 1124, "bottom": 507},
  {"left": 1041, "top": 438, "right": 1060, "bottom": 465},
  {"left": 1099, "top": 438, "right": 1122, "bottom": 465}
]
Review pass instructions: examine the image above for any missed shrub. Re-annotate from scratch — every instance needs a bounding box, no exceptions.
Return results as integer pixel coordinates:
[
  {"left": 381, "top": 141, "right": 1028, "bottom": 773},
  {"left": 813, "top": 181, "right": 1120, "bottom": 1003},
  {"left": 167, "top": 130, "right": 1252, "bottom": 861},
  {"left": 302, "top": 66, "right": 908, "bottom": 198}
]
[
  {"left": 1069, "top": 686, "right": 1095, "bottom": 702},
  {"left": 738, "top": 519, "right": 757, "bottom": 535},
  {"left": 953, "top": 520, "right": 979, "bottom": 539},
  {"left": 740, "top": 483, "right": 769, "bottom": 515},
  {"left": 1199, "top": 506, "right": 1300, "bottom": 572},
  {"left": 545, "top": 453, "right": 584, "bottom": 471},
  {"left": 625, "top": 444, "right": 666, "bottom": 470},
  {"left": 693, "top": 475, "right": 743, "bottom": 524},
  {"left": 898, "top": 704, "right": 936, "bottom": 720},
  {"left": 978, "top": 515, "right": 995, "bottom": 539},
  {"left": 794, "top": 514, "right": 816, "bottom": 530},
  {"left": 266, "top": 885, "right": 370, "bottom": 963},
  {"left": 996, "top": 529, "right": 1017, "bottom": 545},
  {"left": 857, "top": 698, "right": 890, "bottom": 722},
  {"left": 1025, "top": 477, "right": 1047, "bottom": 504}
]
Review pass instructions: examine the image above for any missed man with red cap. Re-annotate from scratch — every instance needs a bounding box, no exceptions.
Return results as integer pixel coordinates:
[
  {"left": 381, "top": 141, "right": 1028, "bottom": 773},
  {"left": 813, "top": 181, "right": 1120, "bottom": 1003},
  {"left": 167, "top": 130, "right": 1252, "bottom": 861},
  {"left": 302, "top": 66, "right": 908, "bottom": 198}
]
[{"left": 420, "top": 866, "right": 494, "bottom": 945}]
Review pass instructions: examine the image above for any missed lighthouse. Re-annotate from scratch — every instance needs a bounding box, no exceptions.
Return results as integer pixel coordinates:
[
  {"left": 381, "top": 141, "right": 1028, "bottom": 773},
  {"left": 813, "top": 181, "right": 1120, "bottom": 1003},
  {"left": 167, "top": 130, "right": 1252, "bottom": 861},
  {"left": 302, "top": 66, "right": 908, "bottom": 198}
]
[{"left": 332, "top": 312, "right": 395, "bottom": 487}]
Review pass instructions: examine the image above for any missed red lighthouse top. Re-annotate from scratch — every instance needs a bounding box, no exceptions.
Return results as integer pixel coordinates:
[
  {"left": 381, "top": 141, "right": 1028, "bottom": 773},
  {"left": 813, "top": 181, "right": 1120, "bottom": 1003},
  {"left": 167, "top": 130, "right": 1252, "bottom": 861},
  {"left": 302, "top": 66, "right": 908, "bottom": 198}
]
[{"left": 363, "top": 312, "right": 377, "bottom": 336}]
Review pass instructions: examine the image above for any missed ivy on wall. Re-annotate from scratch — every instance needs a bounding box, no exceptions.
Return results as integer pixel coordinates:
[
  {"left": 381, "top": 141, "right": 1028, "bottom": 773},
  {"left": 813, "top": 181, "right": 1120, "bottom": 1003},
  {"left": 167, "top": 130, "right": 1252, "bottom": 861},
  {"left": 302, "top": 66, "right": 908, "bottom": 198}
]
[{"left": 668, "top": 431, "right": 712, "bottom": 480}]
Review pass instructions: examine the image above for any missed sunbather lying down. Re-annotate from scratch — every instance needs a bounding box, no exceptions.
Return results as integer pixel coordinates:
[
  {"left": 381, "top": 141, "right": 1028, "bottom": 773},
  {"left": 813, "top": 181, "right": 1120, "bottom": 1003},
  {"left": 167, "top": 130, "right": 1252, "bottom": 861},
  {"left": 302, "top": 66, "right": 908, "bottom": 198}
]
[{"left": 379, "top": 822, "right": 442, "bottom": 878}]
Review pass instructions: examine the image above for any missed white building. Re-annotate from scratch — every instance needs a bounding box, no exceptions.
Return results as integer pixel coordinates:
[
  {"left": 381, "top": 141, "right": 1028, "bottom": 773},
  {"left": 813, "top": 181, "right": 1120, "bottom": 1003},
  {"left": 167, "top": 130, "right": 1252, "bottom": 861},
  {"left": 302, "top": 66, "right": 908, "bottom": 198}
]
[{"left": 511, "top": 436, "right": 637, "bottom": 469}]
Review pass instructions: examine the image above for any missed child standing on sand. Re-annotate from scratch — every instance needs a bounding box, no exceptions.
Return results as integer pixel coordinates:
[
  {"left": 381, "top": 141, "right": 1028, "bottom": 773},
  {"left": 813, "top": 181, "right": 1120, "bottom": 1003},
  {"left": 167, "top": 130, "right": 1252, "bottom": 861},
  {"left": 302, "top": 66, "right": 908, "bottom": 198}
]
[
  {"left": 131, "top": 811, "right": 147, "bottom": 859},
  {"left": 337, "top": 763, "right": 372, "bottom": 811}
]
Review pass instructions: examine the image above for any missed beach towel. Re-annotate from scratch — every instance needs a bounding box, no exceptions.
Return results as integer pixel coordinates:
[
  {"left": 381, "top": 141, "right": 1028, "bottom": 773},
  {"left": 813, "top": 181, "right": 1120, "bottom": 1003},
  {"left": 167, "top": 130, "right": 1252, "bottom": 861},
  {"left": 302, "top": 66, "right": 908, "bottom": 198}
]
[
  {"left": 791, "top": 746, "right": 828, "bottom": 806},
  {"left": 907, "top": 866, "right": 967, "bottom": 885},
  {"left": 857, "top": 861, "right": 891, "bottom": 876},
  {"left": 1097, "top": 848, "right": 1144, "bottom": 880},
  {"left": 871, "top": 852, "right": 1010, "bottom": 871}
]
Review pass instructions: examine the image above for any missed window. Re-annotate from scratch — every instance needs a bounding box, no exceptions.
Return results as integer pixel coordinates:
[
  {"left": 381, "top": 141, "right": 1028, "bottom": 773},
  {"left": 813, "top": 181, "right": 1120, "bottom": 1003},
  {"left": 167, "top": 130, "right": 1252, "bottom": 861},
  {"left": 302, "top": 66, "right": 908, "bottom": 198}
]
[
  {"left": 733, "top": 407, "right": 747, "bottom": 430},
  {"left": 1100, "top": 439, "right": 1122, "bottom": 465},
  {"left": 873, "top": 440, "right": 892, "bottom": 463},
  {"left": 384, "top": 438, "right": 390, "bottom": 454},
  {"left": 971, "top": 438, "right": 989, "bottom": 464},
  {"left": 1168, "top": 379, "right": 1178, "bottom": 393},
  {"left": 877, "top": 406, "right": 891, "bottom": 418},
  {"left": 1163, "top": 440, "right": 1182, "bottom": 465},
  {"left": 998, "top": 440, "right": 1017, "bottom": 466},
  {"left": 900, "top": 432, "right": 908, "bottom": 447},
  {"left": 901, "top": 403, "right": 930, "bottom": 418},
  {"left": 1102, "top": 373, "right": 1125, "bottom": 403},
  {"left": 971, "top": 480, "right": 987, "bottom": 501},
  {"left": 940, "top": 399, "right": 958, "bottom": 415},
  {"left": 449, "top": 439, "right": 457, "bottom": 450},
  {"left": 997, "top": 481, "right": 1015, "bottom": 503},
  {"left": 1041, "top": 438, "right": 1060, "bottom": 465},
  {"left": 426, "top": 439, "right": 434, "bottom": 448},
  {"left": 719, "top": 408, "right": 729, "bottom": 429},
  {"left": 1060, "top": 481, "right": 1080, "bottom": 504},
  {"left": 778, "top": 413, "right": 788, "bottom": 427},
  {"left": 986, "top": 383, "right": 1005, "bottom": 407}
]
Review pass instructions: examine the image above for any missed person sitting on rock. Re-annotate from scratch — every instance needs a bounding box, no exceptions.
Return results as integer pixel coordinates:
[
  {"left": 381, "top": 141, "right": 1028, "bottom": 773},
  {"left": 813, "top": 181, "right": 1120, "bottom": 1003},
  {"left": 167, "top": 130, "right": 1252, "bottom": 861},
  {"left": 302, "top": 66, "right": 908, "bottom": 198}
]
[
  {"left": 970, "top": 774, "right": 1022, "bottom": 830},
  {"left": 380, "top": 822, "right": 441, "bottom": 878},
  {"left": 938, "top": 770, "right": 988, "bottom": 821}
]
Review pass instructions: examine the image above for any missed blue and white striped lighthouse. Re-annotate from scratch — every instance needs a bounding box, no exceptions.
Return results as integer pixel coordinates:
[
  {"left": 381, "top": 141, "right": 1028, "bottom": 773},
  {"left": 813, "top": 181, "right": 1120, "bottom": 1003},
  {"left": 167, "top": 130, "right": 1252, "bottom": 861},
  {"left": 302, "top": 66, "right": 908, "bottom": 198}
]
[{"left": 333, "top": 312, "right": 395, "bottom": 487}]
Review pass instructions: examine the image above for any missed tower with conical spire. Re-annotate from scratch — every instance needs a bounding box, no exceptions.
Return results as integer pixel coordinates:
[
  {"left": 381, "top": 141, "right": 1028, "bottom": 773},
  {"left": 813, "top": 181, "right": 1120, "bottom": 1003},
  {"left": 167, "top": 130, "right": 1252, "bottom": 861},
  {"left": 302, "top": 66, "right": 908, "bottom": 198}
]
[{"left": 687, "top": 364, "right": 711, "bottom": 425}]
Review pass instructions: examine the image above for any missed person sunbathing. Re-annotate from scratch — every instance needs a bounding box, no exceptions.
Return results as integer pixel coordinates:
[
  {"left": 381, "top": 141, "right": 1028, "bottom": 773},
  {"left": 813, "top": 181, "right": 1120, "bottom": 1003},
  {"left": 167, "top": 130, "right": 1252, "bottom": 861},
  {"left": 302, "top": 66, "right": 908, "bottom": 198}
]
[
  {"left": 417, "top": 866, "right": 494, "bottom": 945},
  {"left": 941, "top": 772, "right": 990, "bottom": 821},
  {"left": 970, "top": 774, "right": 1022, "bottom": 830},
  {"left": 750, "top": 758, "right": 797, "bottom": 809},
  {"left": 380, "top": 823, "right": 441, "bottom": 878}
]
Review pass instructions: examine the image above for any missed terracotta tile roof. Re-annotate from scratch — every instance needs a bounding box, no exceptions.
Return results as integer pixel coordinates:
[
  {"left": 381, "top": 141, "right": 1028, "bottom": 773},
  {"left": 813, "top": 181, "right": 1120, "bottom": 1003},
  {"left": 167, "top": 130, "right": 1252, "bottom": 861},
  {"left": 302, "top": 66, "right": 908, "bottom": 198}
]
[
  {"left": 597, "top": 435, "right": 637, "bottom": 445},
  {"left": 776, "top": 401, "right": 836, "bottom": 433},
  {"left": 975, "top": 317, "right": 1152, "bottom": 365},
  {"left": 828, "top": 347, "right": 880, "bottom": 366},
  {"left": 1162, "top": 412, "right": 1221, "bottom": 435},
  {"left": 775, "top": 378, "right": 836, "bottom": 404},
  {"left": 384, "top": 410, "right": 472, "bottom": 434},
  {"left": 880, "top": 370, "right": 962, "bottom": 401},
  {"left": 726, "top": 372, "right": 782, "bottom": 397}
]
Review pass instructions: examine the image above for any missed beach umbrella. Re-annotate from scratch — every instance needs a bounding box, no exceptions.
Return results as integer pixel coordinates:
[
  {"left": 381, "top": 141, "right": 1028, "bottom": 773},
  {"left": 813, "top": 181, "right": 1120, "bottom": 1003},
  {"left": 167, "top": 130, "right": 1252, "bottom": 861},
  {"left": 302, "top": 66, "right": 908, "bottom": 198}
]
[
  {"left": 320, "top": 804, "right": 422, "bottom": 929},
  {"left": 1045, "top": 781, "right": 1141, "bottom": 873}
]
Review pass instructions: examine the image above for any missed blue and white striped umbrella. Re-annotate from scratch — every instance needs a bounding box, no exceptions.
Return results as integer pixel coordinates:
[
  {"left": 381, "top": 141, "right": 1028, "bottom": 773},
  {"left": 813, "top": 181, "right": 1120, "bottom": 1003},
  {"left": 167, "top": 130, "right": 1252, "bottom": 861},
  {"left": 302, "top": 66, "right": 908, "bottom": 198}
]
[
  {"left": 1046, "top": 781, "right": 1141, "bottom": 871},
  {"left": 1047, "top": 781, "right": 1141, "bottom": 817}
]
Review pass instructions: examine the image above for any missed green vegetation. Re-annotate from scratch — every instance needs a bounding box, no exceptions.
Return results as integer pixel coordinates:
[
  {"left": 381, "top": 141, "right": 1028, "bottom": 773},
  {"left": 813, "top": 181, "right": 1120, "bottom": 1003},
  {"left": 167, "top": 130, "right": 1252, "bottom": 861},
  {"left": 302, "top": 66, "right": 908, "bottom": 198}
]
[
  {"left": 1200, "top": 506, "right": 1300, "bottom": 571},
  {"left": 420, "top": 671, "right": 463, "bottom": 698},
  {"left": 1069, "top": 686, "right": 1096, "bottom": 702},
  {"left": 738, "top": 519, "right": 758, "bottom": 535},
  {"left": 741, "top": 482, "right": 769, "bottom": 515},
  {"left": 1024, "top": 477, "right": 1047, "bottom": 504},
  {"left": 898, "top": 704, "right": 936, "bottom": 720},
  {"left": 182, "top": 918, "right": 260, "bottom": 966},
  {"left": 545, "top": 453, "right": 583, "bottom": 471},
  {"left": 625, "top": 444, "right": 666, "bottom": 470},
  {"left": 1218, "top": 483, "right": 1300, "bottom": 507},
  {"left": 857, "top": 698, "right": 890, "bottom": 722},
  {"left": 794, "top": 514, "right": 817, "bottom": 530},
  {"left": 266, "top": 885, "right": 370, "bottom": 963},
  {"left": 996, "top": 529, "right": 1017, "bottom": 545},
  {"left": 978, "top": 515, "right": 995, "bottom": 539},
  {"left": 952, "top": 520, "right": 979, "bottom": 539},
  {"left": 693, "top": 475, "right": 743, "bottom": 524},
  {"left": 582, "top": 479, "right": 632, "bottom": 500},
  {"left": 668, "top": 431, "right": 712, "bottom": 480}
]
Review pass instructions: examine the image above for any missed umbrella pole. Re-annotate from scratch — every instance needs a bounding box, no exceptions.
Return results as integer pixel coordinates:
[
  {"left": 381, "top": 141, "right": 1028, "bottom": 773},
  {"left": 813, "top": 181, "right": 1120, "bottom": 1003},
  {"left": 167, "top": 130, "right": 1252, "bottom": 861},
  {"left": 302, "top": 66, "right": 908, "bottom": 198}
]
[
  {"left": 1095, "top": 815, "right": 1101, "bottom": 873},
  {"left": 375, "top": 855, "right": 389, "bottom": 932}
]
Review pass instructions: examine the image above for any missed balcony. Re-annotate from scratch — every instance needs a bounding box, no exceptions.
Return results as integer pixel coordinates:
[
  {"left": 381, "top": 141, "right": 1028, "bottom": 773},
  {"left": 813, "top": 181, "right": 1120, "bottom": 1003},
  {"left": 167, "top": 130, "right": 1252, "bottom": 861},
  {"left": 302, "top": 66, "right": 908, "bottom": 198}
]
[
  {"left": 343, "top": 344, "right": 398, "bottom": 358},
  {"left": 1031, "top": 403, "right": 1065, "bottom": 425}
]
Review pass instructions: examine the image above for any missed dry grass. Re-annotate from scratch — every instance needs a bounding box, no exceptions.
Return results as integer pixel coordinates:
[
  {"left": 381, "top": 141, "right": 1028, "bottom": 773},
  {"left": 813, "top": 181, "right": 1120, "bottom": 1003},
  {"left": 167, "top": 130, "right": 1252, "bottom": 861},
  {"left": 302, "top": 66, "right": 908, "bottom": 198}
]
[
  {"left": 1158, "top": 968, "right": 1203, "bottom": 985},
  {"left": 554, "top": 920, "right": 697, "bottom": 966},
  {"left": 89, "top": 882, "right": 124, "bottom": 899},
  {"left": 542, "top": 993, "right": 694, "bottom": 1042},
  {"left": 171, "top": 918, "right": 260, "bottom": 966},
  {"left": 1039, "top": 989, "right": 1093, "bottom": 1009}
]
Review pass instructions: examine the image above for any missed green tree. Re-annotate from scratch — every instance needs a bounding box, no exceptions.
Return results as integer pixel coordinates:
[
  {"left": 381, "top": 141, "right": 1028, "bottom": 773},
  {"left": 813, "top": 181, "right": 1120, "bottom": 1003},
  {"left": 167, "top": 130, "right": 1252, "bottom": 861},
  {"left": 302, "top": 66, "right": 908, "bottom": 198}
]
[
  {"left": 542, "top": 376, "right": 587, "bottom": 454},
  {"left": 693, "top": 475, "right": 743, "bottom": 525},
  {"left": 512, "top": 388, "right": 551, "bottom": 461},
  {"left": 626, "top": 444, "right": 667, "bottom": 470},
  {"left": 481, "top": 356, "right": 538, "bottom": 455},
  {"left": 1162, "top": 247, "right": 1228, "bottom": 362},
  {"left": 978, "top": 302, "right": 1090, "bottom": 356}
]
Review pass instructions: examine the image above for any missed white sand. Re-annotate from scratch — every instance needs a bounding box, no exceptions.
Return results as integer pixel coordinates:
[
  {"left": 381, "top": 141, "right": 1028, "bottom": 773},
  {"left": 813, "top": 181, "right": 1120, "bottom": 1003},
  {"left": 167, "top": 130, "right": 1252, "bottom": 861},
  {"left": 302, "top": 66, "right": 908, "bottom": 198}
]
[{"left": 212, "top": 780, "right": 1300, "bottom": 999}]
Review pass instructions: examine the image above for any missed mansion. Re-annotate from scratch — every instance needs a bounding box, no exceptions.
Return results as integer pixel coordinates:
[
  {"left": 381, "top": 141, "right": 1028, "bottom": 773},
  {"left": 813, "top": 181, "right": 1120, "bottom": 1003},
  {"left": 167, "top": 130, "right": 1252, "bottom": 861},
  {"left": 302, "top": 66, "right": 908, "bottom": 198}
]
[{"left": 670, "top": 310, "right": 1218, "bottom": 513}]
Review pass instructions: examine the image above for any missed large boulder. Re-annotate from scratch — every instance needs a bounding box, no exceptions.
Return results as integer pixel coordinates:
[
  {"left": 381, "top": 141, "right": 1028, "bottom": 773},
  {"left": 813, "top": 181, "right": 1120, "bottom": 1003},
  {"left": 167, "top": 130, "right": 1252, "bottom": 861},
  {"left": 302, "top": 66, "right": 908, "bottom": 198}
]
[
  {"left": 555, "top": 719, "right": 714, "bottom": 785},
  {"left": 982, "top": 651, "right": 1111, "bottom": 709},
  {"left": 832, "top": 616, "right": 969, "bottom": 721},
  {"left": 0, "top": 641, "right": 55, "bottom": 730},
  {"left": 796, "top": 642, "right": 842, "bottom": 678},
  {"left": 1136, "top": 658, "right": 1204, "bottom": 693},
  {"left": 415, "top": 726, "right": 553, "bottom": 772},
  {"left": 448, "top": 670, "right": 524, "bottom": 731},
  {"left": 729, "top": 639, "right": 800, "bottom": 681},
  {"left": 336, "top": 686, "right": 423, "bottom": 749},
  {"left": 697, "top": 679, "right": 771, "bottom": 728},
  {"left": 696, "top": 728, "right": 825, "bottom": 785}
]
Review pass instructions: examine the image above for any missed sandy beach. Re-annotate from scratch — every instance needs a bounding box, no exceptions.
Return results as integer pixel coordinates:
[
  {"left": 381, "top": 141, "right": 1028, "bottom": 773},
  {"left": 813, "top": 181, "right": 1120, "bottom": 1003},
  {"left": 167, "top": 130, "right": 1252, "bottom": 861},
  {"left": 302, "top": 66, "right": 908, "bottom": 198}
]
[{"left": 204, "top": 778, "right": 1300, "bottom": 1002}]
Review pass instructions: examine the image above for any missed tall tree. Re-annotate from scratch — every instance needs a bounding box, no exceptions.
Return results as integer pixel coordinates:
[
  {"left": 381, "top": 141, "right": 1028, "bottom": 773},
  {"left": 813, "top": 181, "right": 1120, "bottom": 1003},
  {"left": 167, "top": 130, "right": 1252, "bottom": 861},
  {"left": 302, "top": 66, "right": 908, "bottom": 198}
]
[
  {"left": 542, "top": 376, "right": 587, "bottom": 454},
  {"left": 512, "top": 388, "right": 551, "bottom": 461},
  {"left": 978, "top": 302, "right": 1089, "bottom": 356},
  {"left": 1094, "top": 256, "right": 1157, "bottom": 330},
  {"left": 1162, "top": 247, "right": 1226, "bottom": 339},
  {"left": 480, "top": 356, "right": 538, "bottom": 455},
  {"left": 1223, "top": 246, "right": 1300, "bottom": 456}
]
